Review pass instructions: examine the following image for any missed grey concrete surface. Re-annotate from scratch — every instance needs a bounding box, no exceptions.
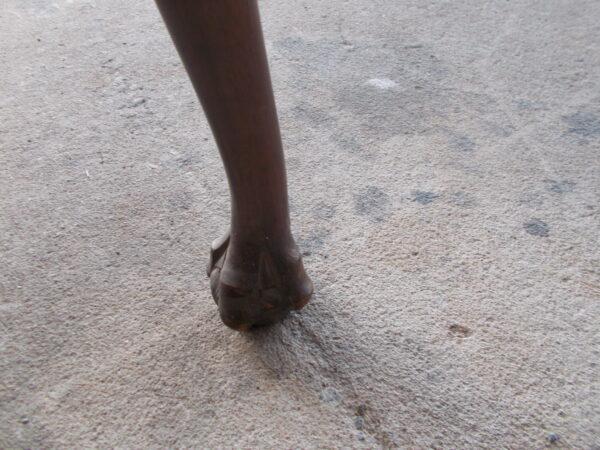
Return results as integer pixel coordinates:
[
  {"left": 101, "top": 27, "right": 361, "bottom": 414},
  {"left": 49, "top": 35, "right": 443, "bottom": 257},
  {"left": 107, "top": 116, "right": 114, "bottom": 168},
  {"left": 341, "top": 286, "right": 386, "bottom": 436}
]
[{"left": 1, "top": 0, "right": 599, "bottom": 448}]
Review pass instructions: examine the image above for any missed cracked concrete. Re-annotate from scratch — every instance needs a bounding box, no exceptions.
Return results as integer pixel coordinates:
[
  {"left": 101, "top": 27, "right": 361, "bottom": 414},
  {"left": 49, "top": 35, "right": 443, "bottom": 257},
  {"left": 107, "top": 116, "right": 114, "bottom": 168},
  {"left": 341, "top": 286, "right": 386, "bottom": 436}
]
[{"left": 1, "top": 0, "right": 599, "bottom": 448}]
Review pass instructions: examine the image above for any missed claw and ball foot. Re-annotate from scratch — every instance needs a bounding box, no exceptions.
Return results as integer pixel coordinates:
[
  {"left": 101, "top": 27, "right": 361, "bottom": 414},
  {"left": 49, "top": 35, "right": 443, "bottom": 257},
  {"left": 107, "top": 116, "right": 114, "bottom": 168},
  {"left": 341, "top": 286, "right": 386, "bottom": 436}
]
[
  {"left": 155, "top": 0, "right": 313, "bottom": 329},
  {"left": 208, "top": 233, "right": 312, "bottom": 330}
]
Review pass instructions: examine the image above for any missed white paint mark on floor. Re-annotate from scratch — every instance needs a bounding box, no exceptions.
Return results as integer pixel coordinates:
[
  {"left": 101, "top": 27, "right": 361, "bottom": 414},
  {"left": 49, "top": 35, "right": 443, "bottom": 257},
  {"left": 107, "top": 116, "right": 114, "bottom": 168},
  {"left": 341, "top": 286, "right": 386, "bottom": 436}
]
[{"left": 365, "top": 78, "right": 397, "bottom": 89}]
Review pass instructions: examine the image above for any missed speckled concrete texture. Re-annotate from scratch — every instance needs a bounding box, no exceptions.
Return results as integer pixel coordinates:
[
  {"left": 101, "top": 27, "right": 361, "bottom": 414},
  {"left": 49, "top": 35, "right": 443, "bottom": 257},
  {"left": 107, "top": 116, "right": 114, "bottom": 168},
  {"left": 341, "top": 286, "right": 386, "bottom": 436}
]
[{"left": 1, "top": 0, "right": 599, "bottom": 448}]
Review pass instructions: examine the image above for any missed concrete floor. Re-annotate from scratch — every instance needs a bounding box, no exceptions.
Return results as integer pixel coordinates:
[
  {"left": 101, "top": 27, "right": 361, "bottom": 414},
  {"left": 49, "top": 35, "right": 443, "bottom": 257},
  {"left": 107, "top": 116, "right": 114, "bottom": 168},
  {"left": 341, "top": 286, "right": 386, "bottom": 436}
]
[{"left": 1, "top": 0, "right": 599, "bottom": 448}]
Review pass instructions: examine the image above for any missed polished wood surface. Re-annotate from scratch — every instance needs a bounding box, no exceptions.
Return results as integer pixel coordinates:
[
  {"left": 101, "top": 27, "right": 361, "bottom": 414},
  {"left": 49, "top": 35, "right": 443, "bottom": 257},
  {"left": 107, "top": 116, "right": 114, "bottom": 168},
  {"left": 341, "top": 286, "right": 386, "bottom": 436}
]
[{"left": 155, "top": 0, "right": 313, "bottom": 330}]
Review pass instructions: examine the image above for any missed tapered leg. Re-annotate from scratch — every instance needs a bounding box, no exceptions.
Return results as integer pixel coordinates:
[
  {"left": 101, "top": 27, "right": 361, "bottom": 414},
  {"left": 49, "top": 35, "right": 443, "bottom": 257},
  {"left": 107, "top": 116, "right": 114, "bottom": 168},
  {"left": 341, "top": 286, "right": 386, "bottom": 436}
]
[{"left": 155, "top": 0, "right": 313, "bottom": 330}]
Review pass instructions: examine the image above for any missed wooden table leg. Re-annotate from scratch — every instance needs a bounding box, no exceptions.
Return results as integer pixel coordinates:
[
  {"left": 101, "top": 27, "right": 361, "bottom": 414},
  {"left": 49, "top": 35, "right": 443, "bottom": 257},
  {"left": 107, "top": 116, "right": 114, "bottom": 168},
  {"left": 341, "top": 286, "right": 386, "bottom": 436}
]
[{"left": 155, "top": 0, "right": 313, "bottom": 330}]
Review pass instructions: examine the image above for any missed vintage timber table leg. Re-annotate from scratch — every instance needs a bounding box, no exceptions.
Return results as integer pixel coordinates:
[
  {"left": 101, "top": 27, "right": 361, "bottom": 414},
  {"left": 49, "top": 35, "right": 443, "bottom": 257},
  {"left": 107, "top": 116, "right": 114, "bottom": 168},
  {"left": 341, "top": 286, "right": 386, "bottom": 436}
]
[{"left": 155, "top": 0, "right": 313, "bottom": 330}]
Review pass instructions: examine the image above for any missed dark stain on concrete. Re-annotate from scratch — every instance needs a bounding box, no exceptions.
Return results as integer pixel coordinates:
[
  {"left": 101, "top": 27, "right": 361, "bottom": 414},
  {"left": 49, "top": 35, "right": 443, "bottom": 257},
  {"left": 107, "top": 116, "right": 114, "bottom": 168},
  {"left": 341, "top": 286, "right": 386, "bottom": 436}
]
[
  {"left": 176, "top": 153, "right": 201, "bottom": 167},
  {"left": 411, "top": 190, "right": 439, "bottom": 205},
  {"left": 564, "top": 112, "right": 600, "bottom": 137},
  {"left": 319, "top": 386, "right": 341, "bottom": 402},
  {"left": 274, "top": 37, "right": 304, "bottom": 51},
  {"left": 297, "top": 228, "right": 330, "bottom": 255},
  {"left": 546, "top": 180, "right": 575, "bottom": 194},
  {"left": 312, "top": 202, "right": 336, "bottom": 220},
  {"left": 167, "top": 192, "right": 194, "bottom": 211},
  {"left": 276, "top": 36, "right": 448, "bottom": 140},
  {"left": 336, "top": 84, "right": 439, "bottom": 138},
  {"left": 354, "top": 186, "right": 392, "bottom": 222},
  {"left": 524, "top": 219, "right": 549, "bottom": 237},
  {"left": 454, "top": 135, "right": 476, "bottom": 152},
  {"left": 354, "top": 417, "right": 365, "bottom": 430},
  {"left": 331, "top": 133, "right": 363, "bottom": 154},
  {"left": 292, "top": 102, "right": 337, "bottom": 129}
]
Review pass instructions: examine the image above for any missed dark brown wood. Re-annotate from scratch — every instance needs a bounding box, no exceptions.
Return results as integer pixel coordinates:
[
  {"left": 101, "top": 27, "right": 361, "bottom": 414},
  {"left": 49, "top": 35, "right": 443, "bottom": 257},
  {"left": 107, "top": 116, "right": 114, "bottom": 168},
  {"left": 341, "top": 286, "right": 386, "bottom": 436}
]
[{"left": 155, "top": 0, "right": 312, "bottom": 330}]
